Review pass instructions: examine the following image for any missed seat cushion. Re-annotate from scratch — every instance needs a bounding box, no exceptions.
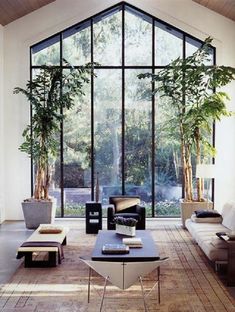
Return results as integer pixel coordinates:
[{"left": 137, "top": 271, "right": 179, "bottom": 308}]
[
  {"left": 185, "top": 219, "right": 228, "bottom": 261},
  {"left": 111, "top": 197, "right": 140, "bottom": 212},
  {"left": 210, "top": 237, "right": 228, "bottom": 249},
  {"left": 200, "top": 239, "right": 228, "bottom": 261}
]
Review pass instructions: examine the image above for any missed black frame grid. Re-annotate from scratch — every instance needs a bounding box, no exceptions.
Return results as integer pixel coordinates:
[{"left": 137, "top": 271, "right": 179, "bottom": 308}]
[{"left": 30, "top": 1, "right": 216, "bottom": 217}]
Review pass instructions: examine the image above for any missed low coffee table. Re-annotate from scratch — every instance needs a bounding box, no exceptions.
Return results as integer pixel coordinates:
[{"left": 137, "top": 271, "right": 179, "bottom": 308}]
[
  {"left": 80, "top": 230, "right": 166, "bottom": 312},
  {"left": 92, "top": 230, "right": 159, "bottom": 261}
]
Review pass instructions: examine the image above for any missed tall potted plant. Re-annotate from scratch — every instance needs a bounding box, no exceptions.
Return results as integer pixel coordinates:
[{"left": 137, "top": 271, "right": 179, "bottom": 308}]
[
  {"left": 14, "top": 61, "right": 94, "bottom": 229},
  {"left": 138, "top": 37, "right": 235, "bottom": 226}
]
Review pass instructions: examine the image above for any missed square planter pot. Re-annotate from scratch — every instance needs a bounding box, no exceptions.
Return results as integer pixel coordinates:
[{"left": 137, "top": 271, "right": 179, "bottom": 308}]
[
  {"left": 180, "top": 200, "right": 213, "bottom": 228},
  {"left": 116, "top": 224, "right": 136, "bottom": 237},
  {"left": 22, "top": 199, "right": 56, "bottom": 229}
]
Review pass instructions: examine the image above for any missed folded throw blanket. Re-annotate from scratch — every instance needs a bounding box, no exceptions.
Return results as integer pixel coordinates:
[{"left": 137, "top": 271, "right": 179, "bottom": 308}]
[{"left": 17, "top": 241, "right": 64, "bottom": 263}]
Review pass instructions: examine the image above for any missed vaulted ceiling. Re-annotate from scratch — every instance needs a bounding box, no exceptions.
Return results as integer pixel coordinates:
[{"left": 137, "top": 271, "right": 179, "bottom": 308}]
[
  {"left": 192, "top": 0, "right": 235, "bottom": 21},
  {"left": 0, "top": 0, "right": 55, "bottom": 26},
  {"left": 0, "top": 0, "right": 234, "bottom": 26}
]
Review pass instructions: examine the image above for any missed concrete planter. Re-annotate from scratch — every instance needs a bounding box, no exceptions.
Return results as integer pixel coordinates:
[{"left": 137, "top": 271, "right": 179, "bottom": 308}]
[
  {"left": 180, "top": 200, "right": 213, "bottom": 228},
  {"left": 22, "top": 199, "right": 56, "bottom": 229},
  {"left": 116, "top": 224, "right": 136, "bottom": 237}
]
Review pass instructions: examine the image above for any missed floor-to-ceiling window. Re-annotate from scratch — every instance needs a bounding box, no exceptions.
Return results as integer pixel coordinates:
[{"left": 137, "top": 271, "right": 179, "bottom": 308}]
[{"left": 30, "top": 2, "right": 215, "bottom": 217}]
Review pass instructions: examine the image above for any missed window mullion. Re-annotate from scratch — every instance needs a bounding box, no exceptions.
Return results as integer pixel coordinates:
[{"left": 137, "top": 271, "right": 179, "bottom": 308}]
[
  {"left": 91, "top": 19, "right": 95, "bottom": 201},
  {"left": 122, "top": 4, "right": 125, "bottom": 195}
]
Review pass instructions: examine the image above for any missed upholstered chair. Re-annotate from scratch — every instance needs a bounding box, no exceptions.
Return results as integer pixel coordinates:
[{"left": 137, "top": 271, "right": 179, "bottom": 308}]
[{"left": 107, "top": 195, "right": 146, "bottom": 230}]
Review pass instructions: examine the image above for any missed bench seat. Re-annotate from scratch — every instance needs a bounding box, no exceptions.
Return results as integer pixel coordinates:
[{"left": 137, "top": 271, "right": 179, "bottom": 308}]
[{"left": 17, "top": 224, "right": 69, "bottom": 267}]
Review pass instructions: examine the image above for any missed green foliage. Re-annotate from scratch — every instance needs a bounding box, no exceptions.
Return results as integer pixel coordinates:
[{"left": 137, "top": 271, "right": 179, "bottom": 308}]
[
  {"left": 139, "top": 38, "right": 235, "bottom": 152},
  {"left": 61, "top": 204, "right": 86, "bottom": 217},
  {"left": 155, "top": 201, "right": 180, "bottom": 216},
  {"left": 114, "top": 216, "right": 138, "bottom": 227},
  {"left": 14, "top": 61, "right": 95, "bottom": 199},
  {"left": 59, "top": 203, "right": 181, "bottom": 217}
]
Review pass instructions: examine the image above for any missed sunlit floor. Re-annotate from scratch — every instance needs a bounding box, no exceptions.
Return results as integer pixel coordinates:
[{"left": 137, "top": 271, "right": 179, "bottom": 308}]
[
  {"left": 0, "top": 218, "right": 234, "bottom": 300},
  {"left": 0, "top": 218, "right": 179, "bottom": 284}
]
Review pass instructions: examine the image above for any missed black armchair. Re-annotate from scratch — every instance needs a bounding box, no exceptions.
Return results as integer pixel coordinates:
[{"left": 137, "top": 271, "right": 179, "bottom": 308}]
[{"left": 107, "top": 195, "right": 146, "bottom": 230}]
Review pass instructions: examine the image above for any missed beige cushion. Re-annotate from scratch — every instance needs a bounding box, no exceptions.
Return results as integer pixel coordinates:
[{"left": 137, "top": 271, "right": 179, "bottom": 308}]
[
  {"left": 39, "top": 226, "right": 63, "bottom": 234},
  {"left": 191, "top": 213, "right": 223, "bottom": 224},
  {"left": 27, "top": 226, "right": 68, "bottom": 243},
  {"left": 200, "top": 239, "right": 228, "bottom": 261},
  {"left": 112, "top": 197, "right": 140, "bottom": 212},
  {"left": 210, "top": 237, "right": 228, "bottom": 249},
  {"left": 222, "top": 202, "right": 235, "bottom": 231}
]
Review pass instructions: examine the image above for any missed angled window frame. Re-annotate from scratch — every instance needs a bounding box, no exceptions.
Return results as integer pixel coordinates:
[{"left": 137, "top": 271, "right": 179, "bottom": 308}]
[{"left": 30, "top": 1, "right": 216, "bottom": 218}]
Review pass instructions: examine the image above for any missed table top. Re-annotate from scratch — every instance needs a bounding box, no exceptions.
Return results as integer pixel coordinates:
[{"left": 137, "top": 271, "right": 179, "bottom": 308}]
[{"left": 91, "top": 230, "right": 159, "bottom": 262}]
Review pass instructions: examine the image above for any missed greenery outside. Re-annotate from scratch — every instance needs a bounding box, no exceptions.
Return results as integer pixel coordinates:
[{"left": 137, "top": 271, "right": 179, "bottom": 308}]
[{"left": 29, "top": 6, "right": 232, "bottom": 216}]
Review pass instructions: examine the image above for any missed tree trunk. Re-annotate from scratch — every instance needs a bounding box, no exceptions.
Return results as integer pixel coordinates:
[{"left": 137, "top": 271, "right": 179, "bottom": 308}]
[
  {"left": 195, "top": 127, "right": 202, "bottom": 201},
  {"left": 34, "top": 166, "right": 44, "bottom": 199},
  {"left": 173, "top": 148, "right": 180, "bottom": 181},
  {"left": 44, "top": 162, "right": 51, "bottom": 200},
  {"left": 111, "top": 124, "right": 120, "bottom": 185},
  {"left": 187, "top": 147, "right": 193, "bottom": 201},
  {"left": 180, "top": 123, "right": 193, "bottom": 201},
  {"left": 184, "top": 144, "right": 193, "bottom": 201}
]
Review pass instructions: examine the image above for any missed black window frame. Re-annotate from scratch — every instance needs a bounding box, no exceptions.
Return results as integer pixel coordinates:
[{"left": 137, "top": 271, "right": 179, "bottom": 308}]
[{"left": 30, "top": 1, "right": 215, "bottom": 217}]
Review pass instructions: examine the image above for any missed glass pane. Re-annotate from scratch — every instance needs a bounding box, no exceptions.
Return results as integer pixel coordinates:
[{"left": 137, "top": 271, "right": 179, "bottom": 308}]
[
  {"left": 63, "top": 70, "right": 91, "bottom": 216},
  {"left": 94, "top": 69, "right": 122, "bottom": 205},
  {"left": 93, "top": 10, "right": 122, "bottom": 66},
  {"left": 154, "top": 78, "right": 181, "bottom": 216},
  {"left": 125, "top": 69, "right": 152, "bottom": 216},
  {"left": 32, "top": 35, "right": 60, "bottom": 66},
  {"left": 186, "top": 37, "right": 214, "bottom": 65},
  {"left": 155, "top": 22, "right": 183, "bottom": 66},
  {"left": 125, "top": 8, "right": 152, "bottom": 66},
  {"left": 63, "top": 22, "right": 91, "bottom": 66},
  {"left": 52, "top": 158, "right": 62, "bottom": 217}
]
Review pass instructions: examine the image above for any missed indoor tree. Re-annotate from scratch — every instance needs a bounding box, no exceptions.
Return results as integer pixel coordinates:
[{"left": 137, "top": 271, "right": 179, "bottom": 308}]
[
  {"left": 14, "top": 61, "right": 95, "bottom": 201},
  {"left": 138, "top": 37, "right": 235, "bottom": 202}
]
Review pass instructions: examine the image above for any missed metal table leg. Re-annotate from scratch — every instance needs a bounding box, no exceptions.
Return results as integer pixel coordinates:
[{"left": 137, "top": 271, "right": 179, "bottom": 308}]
[
  {"left": 100, "top": 276, "right": 108, "bottom": 312},
  {"left": 139, "top": 276, "right": 148, "bottom": 312}
]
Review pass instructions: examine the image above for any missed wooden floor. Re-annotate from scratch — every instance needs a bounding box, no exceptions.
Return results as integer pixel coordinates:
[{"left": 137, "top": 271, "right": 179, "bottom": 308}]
[
  {"left": 0, "top": 219, "right": 234, "bottom": 311},
  {"left": 0, "top": 218, "right": 180, "bottom": 284}
]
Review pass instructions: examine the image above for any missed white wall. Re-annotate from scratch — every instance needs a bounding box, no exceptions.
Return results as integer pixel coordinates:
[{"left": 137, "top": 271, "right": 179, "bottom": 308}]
[
  {"left": 2, "top": 0, "right": 235, "bottom": 220},
  {"left": 0, "top": 25, "right": 4, "bottom": 223}
]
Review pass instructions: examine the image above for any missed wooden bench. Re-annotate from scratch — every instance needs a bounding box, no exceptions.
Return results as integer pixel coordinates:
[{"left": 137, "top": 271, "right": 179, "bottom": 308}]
[{"left": 16, "top": 224, "right": 69, "bottom": 268}]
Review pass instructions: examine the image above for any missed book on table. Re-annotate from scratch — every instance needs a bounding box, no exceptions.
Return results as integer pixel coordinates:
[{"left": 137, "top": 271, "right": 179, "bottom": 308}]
[
  {"left": 216, "top": 231, "right": 235, "bottom": 241},
  {"left": 216, "top": 232, "right": 229, "bottom": 241},
  {"left": 122, "top": 237, "right": 143, "bottom": 248},
  {"left": 102, "top": 244, "right": 130, "bottom": 254}
]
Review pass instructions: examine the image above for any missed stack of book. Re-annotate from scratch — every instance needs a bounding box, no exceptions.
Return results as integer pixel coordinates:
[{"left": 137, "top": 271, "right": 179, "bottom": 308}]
[
  {"left": 102, "top": 244, "right": 129, "bottom": 254},
  {"left": 122, "top": 237, "right": 143, "bottom": 248}
]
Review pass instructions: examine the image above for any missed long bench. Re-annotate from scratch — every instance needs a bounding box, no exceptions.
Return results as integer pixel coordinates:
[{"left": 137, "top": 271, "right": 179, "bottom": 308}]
[{"left": 16, "top": 224, "right": 69, "bottom": 268}]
